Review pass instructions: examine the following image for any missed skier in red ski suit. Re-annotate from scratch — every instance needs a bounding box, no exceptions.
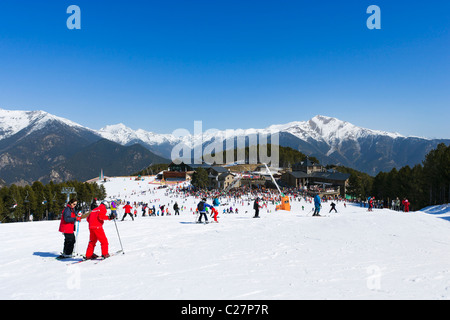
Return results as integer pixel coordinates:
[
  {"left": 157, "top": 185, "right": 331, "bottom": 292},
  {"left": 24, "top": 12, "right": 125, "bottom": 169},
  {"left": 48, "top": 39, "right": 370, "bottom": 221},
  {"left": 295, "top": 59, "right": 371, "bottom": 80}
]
[
  {"left": 402, "top": 199, "right": 410, "bottom": 212},
  {"left": 211, "top": 207, "right": 219, "bottom": 223},
  {"left": 121, "top": 202, "right": 134, "bottom": 221},
  {"left": 86, "top": 202, "right": 112, "bottom": 259}
]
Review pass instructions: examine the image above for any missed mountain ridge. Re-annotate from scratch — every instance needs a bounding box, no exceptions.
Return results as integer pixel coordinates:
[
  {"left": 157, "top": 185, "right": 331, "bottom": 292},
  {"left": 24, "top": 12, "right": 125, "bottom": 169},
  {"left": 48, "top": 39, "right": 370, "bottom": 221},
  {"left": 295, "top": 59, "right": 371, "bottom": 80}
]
[
  {"left": 97, "top": 114, "right": 411, "bottom": 149},
  {"left": 0, "top": 108, "right": 448, "bottom": 182},
  {"left": 0, "top": 108, "right": 170, "bottom": 185},
  {"left": 0, "top": 108, "right": 424, "bottom": 148}
]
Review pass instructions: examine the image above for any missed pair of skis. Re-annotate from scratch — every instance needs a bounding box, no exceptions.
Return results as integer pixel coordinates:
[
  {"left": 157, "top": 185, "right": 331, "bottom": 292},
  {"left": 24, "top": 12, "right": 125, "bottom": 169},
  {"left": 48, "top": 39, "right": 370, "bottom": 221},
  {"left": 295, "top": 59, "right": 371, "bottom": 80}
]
[
  {"left": 69, "top": 250, "right": 124, "bottom": 265},
  {"left": 69, "top": 215, "right": 125, "bottom": 265}
]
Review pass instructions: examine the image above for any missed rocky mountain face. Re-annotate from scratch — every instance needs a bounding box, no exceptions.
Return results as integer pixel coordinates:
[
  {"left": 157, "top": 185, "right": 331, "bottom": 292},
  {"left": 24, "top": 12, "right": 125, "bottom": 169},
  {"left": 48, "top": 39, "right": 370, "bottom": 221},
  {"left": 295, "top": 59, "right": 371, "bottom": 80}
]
[
  {"left": 98, "top": 115, "right": 450, "bottom": 176},
  {"left": 0, "top": 108, "right": 448, "bottom": 185},
  {"left": 0, "top": 109, "right": 169, "bottom": 185}
]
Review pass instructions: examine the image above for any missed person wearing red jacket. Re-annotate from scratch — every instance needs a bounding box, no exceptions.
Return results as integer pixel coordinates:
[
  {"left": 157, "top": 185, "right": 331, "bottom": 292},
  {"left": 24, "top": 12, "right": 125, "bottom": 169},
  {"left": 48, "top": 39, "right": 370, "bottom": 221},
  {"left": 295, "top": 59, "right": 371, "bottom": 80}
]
[
  {"left": 402, "top": 199, "right": 411, "bottom": 212},
  {"left": 368, "top": 197, "right": 374, "bottom": 212},
  {"left": 85, "top": 202, "right": 112, "bottom": 260},
  {"left": 58, "top": 198, "right": 80, "bottom": 259},
  {"left": 121, "top": 201, "right": 134, "bottom": 221},
  {"left": 211, "top": 207, "right": 219, "bottom": 223}
]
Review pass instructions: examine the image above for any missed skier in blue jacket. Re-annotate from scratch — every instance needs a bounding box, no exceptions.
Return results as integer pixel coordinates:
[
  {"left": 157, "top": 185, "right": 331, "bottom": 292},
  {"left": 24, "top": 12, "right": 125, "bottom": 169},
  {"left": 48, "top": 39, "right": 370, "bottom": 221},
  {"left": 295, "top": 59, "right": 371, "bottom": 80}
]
[
  {"left": 197, "top": 198, "right": 213, "bottom": 223},
  {"left": 313, "top": 194, "right": 321, "bottom": 216}
]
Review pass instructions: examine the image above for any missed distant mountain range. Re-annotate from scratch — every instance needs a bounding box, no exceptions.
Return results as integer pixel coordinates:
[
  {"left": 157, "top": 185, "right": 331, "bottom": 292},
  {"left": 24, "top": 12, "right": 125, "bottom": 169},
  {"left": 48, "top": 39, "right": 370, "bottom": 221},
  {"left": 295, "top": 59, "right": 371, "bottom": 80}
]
[
  {"left": 97, "top": 114, "right": 450, "bottom": 175},
  {"left": 0, "top": 109, "right": 167, "bottom": 185},
  {"left": 0, "top": 108, "right": 448, "bottom": 186}
]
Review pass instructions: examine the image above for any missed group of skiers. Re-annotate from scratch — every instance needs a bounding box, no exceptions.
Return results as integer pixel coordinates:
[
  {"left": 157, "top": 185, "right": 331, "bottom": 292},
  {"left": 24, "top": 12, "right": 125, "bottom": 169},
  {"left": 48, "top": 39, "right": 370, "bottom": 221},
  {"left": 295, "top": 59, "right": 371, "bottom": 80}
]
[
  {"left": 195, "top": 196, "right": 261, "bottom": 224},
  {"left": 196, "top": 197, "right": 220, "bottom": 223},
  {"left": 366, "top": 196, "right": 411, "bottom": 212},
  {"left": 58, "top": 198, "right": 115, "bottom": 260},
  {"left": 117, "top": 201, "right": 184, "bottom": 220},
  {"left": 57, "top": 191, "right": 375, "bottom": 259},
  {"left": 391, "top": 197, "right": 411, "bottom": 212},
  {"left": 57, "top": 197, "right": 185, "bottom": 260}
]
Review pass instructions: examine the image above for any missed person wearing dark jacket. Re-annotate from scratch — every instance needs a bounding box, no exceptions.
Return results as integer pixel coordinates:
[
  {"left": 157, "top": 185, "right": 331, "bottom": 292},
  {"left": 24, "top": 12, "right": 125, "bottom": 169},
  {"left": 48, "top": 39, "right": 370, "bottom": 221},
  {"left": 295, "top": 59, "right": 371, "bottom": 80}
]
[
  {"left": 90, "top": 198, "right": 98, "bottom": 210},
  {"left": 173, "top": 202, "right": 180, "bottom": 215},
  {"left": 197, "top": 198, "right": 213, "bottom": 223},
  {"left": 329, "top": 202, "right": 338, "bottom": 213},
  {"left": 58, "top": 199, "right": 80, "bottom": 259},
  {"left": 253, "top": 198, "right": 261, "bottom": 218}
]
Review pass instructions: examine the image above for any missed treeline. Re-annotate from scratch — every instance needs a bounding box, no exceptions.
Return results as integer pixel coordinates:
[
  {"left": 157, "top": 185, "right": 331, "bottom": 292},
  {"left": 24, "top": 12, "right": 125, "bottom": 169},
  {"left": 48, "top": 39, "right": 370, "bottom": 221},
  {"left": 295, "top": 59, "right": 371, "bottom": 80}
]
[
  {"left": 346, "top": 143, "right": 450, "bottom": 211},
  {"left": 209, "top": 144, "right": 320, "bottom": 167},
  {"left": 277, "top": 145, "right": 320, "bottom": 168},
  {"left": 133, "top": 163, "right": 169, "bottom": 176},
  {"left": 334, "top": 165, "right": 374, "bottom": 199},
  {"left": 0, "top": 181, "right": 106, "bottom": 223}
]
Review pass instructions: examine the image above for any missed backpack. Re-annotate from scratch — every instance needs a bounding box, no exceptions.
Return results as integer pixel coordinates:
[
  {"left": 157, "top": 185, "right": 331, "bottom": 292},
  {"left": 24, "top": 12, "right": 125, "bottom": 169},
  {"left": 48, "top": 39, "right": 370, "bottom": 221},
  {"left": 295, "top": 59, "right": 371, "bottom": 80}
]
[{"left": 197, "top": 201, "right": 205, "bottom": 212}]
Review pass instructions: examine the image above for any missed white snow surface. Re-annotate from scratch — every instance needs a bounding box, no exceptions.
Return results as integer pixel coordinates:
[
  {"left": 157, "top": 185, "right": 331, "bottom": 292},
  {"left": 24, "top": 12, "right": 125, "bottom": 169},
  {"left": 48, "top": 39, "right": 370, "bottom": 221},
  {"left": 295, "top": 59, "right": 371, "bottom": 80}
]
[{"left": 1, "top": 176, "right": 450, "bottom": 300}]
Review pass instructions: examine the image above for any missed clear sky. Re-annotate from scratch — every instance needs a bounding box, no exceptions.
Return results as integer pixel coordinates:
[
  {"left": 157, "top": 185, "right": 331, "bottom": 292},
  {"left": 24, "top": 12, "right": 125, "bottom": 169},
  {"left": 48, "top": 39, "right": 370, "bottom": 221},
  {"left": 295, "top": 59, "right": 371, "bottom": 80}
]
[{"left": 0, "top": 0, "right": 449, "bottom": 138}]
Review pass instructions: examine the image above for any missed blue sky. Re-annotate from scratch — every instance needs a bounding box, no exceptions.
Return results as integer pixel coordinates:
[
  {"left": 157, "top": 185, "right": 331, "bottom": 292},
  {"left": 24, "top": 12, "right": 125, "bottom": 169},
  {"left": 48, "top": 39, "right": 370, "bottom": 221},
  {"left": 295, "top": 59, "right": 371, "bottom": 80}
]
[{"left": 0, "top": 1, "right": 449, "bottom": 138}]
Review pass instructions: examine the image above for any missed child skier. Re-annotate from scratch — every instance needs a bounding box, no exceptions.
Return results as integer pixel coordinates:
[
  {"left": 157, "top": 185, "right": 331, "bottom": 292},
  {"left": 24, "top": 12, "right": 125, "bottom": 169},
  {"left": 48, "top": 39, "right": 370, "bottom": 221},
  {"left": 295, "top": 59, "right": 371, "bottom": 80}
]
[
  {"left": 211, "top": 207, "right": 219, "bottom": 223},
  {"left": 121, "top": 201, "right": 134, "bottom": 221},
  {"left": 85, "top": 202, "right": 113, "bottom": 260},
  {"left": 197, "top": 198, "right": 213, "bottom": 223},
  {"left": 110, "top": 201, "right": 117, "bottom": 219},
  {"left": 329, "top": 202, "right": 338, "bottom": 213}
]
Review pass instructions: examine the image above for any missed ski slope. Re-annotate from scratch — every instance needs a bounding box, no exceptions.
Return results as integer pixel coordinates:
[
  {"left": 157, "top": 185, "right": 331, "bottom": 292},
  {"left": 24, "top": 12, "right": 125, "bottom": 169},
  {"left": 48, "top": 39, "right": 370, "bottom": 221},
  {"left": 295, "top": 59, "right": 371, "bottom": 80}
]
[{"left": 1, "top": 176, "right": 450, "bottom": 300}]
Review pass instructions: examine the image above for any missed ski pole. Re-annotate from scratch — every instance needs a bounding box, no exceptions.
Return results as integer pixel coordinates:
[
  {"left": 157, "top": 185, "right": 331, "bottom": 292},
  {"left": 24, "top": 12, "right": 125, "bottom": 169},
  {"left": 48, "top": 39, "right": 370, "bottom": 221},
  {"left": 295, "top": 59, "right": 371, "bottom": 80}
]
[
  {"left": 113, "top": 218, "right": 125, "bottom": 254},
  {"left": 74, "top": 215, "right": 81, "bottom": 257}
]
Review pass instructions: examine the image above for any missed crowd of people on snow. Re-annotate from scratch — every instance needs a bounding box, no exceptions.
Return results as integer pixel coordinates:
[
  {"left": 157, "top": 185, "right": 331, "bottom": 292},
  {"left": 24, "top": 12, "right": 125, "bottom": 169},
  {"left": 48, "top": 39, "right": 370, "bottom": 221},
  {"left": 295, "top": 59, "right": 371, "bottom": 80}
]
[
  {"left": 85, "top": 183, "right": 413, "bottom": 224},
  {"left": 56, "top": 180, "right": 413, "bottom": 260},
  {"left": 351, "top": 196, "right": 411, "bottom": 212}
]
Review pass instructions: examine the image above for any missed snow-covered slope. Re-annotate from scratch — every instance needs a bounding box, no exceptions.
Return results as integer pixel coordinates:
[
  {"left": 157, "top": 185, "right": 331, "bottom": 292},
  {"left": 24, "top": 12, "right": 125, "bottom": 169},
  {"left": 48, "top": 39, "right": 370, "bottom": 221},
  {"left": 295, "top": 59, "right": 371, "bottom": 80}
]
[{"left": 1, "top": 176, "right": 450, "bottom": 300}]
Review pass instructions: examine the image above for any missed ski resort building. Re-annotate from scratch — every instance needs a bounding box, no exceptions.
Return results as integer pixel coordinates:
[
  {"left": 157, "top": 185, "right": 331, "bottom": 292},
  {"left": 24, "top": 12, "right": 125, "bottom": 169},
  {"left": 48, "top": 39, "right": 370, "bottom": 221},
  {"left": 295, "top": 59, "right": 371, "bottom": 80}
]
[
  {"left": 164, "top": 162, "right": 236, "bottom": 189},
  {"left": 281, "top": 158, "right": 350, "bottom": 196}
]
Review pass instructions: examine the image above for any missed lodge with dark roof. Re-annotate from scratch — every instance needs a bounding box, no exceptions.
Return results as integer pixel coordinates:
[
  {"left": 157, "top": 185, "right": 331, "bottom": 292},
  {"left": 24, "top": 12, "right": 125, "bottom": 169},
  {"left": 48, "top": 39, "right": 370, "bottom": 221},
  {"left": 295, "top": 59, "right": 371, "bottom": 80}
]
[
  {"left": 281, "top": 157, "right": 350, "bottom": 196},
  {"left": 165, "top": 159, "right": 350, "bottom": 195},
  {"left": 164, "top": 161, "right": 235, "bottom": 189}
]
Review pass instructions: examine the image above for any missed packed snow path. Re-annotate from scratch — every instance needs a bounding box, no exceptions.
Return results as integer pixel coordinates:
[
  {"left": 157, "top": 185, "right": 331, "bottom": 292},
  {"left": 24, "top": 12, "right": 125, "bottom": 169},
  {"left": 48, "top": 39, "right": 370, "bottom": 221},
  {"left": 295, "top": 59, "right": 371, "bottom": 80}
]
[{"left": 1, "top": 177, "right": 450, "bottom": 300}]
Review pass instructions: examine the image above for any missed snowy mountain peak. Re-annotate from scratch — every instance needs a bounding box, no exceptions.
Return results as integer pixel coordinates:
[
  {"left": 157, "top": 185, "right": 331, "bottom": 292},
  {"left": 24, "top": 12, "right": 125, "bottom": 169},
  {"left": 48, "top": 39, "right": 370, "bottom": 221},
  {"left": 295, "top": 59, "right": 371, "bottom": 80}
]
[
  {"left": 308, "top": 115, "right": 362, "bottom": 140},
  {"left": 99, "top": 123, "right": 135, "bottom": 136},
  {"left": 281, "top": 115, "right": 405, "bottom": 143},
  {"left": 98, "top": 123, "right": 139, "bottom": 145},
  {"left": 0, "top": 108, "right": 445, "bottom": 179},
  {"left": 98, "top": 123, "right": 180, "bottom": 146},
  {"left": 0, "top": 108, "right": 86, "bottom": 140},
  {"left": 0, "top": 108, "right": 407, "bottom": 148}
]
